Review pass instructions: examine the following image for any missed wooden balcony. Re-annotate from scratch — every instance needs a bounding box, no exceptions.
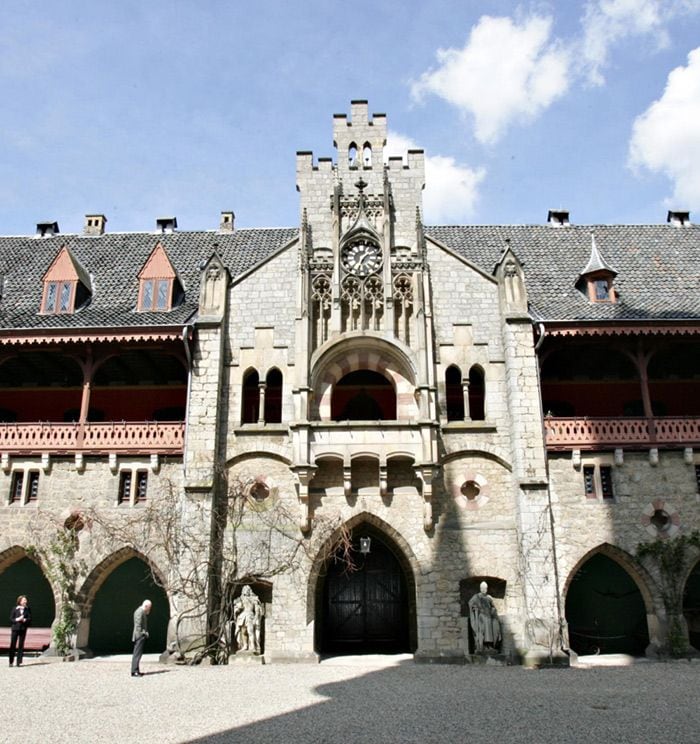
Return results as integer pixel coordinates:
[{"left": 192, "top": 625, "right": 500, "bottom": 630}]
[
  {"left": 544, "top": 416, "right": 700, "bottom": 451},
  {"left": 0, "top": 421, "right": 185, "bottom": 456}
]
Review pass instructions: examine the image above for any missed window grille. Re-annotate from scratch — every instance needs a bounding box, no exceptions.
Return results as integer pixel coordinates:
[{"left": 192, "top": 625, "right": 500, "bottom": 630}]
[
  {"left": 135, "top": 471, "right": 148, "bottom": 504},
  {"left": 118, "top": 471, "right": 132, "bottom": 504},
  {"left": 27, "top": 471, "right": 40, "bottom": 503},
  {"left": 10, "top": 472, "right": 24, "bottom": 504},
  {"left": 600, "top": 466, "right": 614, "bottom": 499},
  {"left": 583, "top": 466, "right": 596, "bottom": 498}
]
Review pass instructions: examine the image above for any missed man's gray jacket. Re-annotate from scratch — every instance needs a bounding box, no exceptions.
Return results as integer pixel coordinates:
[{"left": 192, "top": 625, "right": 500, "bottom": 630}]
[{"left": 132, "top": 605, "right": 149, "bottom": 642}]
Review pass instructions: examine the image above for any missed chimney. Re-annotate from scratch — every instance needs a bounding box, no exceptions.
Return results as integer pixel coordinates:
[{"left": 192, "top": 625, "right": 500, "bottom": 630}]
[
  {"left": 84, "top": 214, "right": 107, "bottom": 236},
  {"left": 36, "top": 221, "right": 59, "bottom": 237},
  {"left": 547, "top": 209, "right": 570, "bottom": 227},
  {"left": 220, "top": 211, "right": 235, "bottom": 232},
  {"left": 156, "top": 216, "right": 177, "bottom": 234},
  {"left": 667, "top": 210, "right": 690, "bottom": 227}
]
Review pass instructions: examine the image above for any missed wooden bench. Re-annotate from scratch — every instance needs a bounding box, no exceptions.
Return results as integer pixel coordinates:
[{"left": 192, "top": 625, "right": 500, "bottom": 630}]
[{"left": 0, "top": 627, "right": 52, "bottom": 653}]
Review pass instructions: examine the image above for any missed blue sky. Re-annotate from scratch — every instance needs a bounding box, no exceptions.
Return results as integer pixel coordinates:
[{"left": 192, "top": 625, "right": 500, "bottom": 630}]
[{"left": 1, "top": 1, "right": 700, "bottom": 234}]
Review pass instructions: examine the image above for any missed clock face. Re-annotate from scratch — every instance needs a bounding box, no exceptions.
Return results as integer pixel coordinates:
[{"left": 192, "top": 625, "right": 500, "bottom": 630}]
[{"left": 341, "top": 240, "right": 382, "bottom": 277}]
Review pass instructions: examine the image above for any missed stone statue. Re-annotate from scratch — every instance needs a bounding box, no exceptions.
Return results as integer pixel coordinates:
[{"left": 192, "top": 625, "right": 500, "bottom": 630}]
[
  {"left": 233, "top": 585, "right": 264, "bottom": 654},
  {"left": 200, "top": 259, "right": 226, "bottom": 316},
  {"left": 503, "top": 259, "right": 523, "bottom": 306},
  {"left": 468, "top": 581, "right": 502, "bottom": 653}
]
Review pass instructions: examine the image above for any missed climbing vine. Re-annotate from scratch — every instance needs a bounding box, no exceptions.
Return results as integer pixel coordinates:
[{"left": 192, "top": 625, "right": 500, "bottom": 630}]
[
  {"left": 27, "top": 515, "right": 88, "bottom": 657},
  {"left": 636, "top": 530, "right": 700, "bottom": 656}
]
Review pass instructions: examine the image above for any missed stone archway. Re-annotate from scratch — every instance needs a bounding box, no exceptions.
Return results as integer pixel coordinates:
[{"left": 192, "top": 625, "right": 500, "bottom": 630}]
[
  {"left": 0, "top": 548, "right": 56, "bottom": 628},
  {"left": 311, "top": 515, "right": 417, "bottom": 655},
  {"left": 564, "top": 546, "right": 653, "bottom": 656},
  {"left": 683, "top": 557, "right": 700, "bottom": 651},
  {"left": 79, "top": 550, "right": 169, "bottom": 655}
]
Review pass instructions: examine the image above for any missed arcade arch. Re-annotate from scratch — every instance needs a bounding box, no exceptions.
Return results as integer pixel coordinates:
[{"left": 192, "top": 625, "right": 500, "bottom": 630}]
[
  {"left": 311, "top": 514, "right": 417, "bottom": 655},
  {"left": 78, "top": 549, "right": 169, "bottom": 655},
  {"left": 0, "top": 548, "right": 55, "bottom": 628},
  {"left": 564, "top": 545, "right": 654, "bottom": 656},
  {"left": 310, "top": 336, "right": 418, "bottom": 421}
]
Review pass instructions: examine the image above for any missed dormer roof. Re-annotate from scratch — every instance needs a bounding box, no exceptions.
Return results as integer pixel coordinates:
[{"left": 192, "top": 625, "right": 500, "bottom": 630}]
[
  {"left": 42, "top": 245, "right": 92, "bottom": 291},
  {"left": 578, "top": 233, "right": 617, "bottom": 279}
]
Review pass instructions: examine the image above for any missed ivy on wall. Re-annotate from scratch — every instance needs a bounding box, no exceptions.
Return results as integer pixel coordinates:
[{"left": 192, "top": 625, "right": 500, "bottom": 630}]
[{"left": 636, "top": 530, "right": 700, "bottom": 656}]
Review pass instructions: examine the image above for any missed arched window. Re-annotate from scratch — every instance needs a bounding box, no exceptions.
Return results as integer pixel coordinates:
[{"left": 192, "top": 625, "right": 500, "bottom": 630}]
[
  {"left": 331, "top": 370, "right": 396, "bottom": 421},
  {"left": 469, "top": 366, "right": 485, "bottom": 421},
  {"left": 362, "top": 142, "right": 372, "bottom": 167},
  {"left": 264, "top": 368, "right": 283, "bottom": 424},
  {"left": 241, "top": 369, "right": 260, "bottom": 424},
  {"left": 445, "top": 365, "right": 464, "bottom": 421},
  {"left": 348, "top": 143, "right": 358, "bottom": 167}
]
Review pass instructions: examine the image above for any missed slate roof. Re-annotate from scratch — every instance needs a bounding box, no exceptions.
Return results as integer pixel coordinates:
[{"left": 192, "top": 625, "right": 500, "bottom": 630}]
[
  {"left": 426, "top": 224, "right": 700, "bottom": 322},
  {"left": 0, "top": 229, "right": 298, "bottom": 331},
  {"left": 0, "top": 223, "right": 698, "bottom": 331}
]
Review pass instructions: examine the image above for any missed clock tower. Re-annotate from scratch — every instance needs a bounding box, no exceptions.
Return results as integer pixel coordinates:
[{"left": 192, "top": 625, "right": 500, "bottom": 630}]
[
  {"left": 292, "top": 100, "right": 438, "bottom": 534},
  {"left": 295, "top": 100, "right": 427, "bottom": 348}
]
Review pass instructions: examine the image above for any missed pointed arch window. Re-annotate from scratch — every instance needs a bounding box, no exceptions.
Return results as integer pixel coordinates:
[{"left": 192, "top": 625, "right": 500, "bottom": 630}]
[
  {"left": 362, "top": 142, "right": 372, "bottom": 167},
  {"left": 445, "top": 365, "right": 464, "bottom": 421},
  {"left": 469, "top": 366, "right": 485, "bottom": 421},
  {"left": 264, "top": 368, "right": 283, "bottom": 424},
  {"left": 241, "top": 369, "right": 260, "bottom": 424},
  {"left": 137, "top": 243, "right": 182, "bottom": 312},
  {"left": 41, "top": 246, "right": 91, "bottom": 315},
  {"left": 348, "top": 142, "right": 358, "bottom": 167}
]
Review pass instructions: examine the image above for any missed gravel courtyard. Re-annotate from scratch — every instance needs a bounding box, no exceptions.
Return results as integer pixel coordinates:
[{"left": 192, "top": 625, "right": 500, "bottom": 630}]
[{"left": 2, "top": 654, "right": 699, "bottom": 743}]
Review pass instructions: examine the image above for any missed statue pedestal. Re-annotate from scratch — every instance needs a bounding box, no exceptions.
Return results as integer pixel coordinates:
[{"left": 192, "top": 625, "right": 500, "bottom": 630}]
[
  {"left": 465, "top": 653, "right": 510, "bottom": 666},
  {"left": 230, "top": 651, "right": 265, "bottom": 665}
]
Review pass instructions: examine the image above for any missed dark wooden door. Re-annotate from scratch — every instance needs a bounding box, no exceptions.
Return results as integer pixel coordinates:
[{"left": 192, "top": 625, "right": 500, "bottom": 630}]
[{"left": 322, "top": 538, "right": 408, "bottom": 653}]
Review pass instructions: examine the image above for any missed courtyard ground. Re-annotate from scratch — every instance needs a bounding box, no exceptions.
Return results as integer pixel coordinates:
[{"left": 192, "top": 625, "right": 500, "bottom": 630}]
[{"left": 2, "top": 653, "right": 698, "bottom": 743}]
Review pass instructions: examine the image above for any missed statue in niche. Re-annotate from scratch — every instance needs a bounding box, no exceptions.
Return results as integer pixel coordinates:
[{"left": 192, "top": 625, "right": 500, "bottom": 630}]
[
  {"left": 233, "top": 585, "right": 264, "bottom": 654},
  {"left": 503, "top": 259, "right": 523, "bottom": 306},
  {"left": 200, "top": 261, "right": 225, "bottom": 315},
  {"left": 468, "top": 581, "right": 502, "bottom": 653}
]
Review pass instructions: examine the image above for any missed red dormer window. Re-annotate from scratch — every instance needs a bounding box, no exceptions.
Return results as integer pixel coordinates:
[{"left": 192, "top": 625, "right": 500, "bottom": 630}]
[
  {"left": 41, "top": 246, "right": 91, "bottom": 314},
  {"left": 137, "top": 243, "right": 180, "bottom": 312}
]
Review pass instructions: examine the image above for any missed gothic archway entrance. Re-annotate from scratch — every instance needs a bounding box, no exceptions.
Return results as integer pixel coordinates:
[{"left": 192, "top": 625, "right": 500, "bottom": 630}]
[
  {"left": 565, "top": 552, "right": 649, "bottom": 656},
  {"left": 683, "top": 559, "right": 700, "bottom": 651},
  {"left": 319, "top": 529, "right": 411, "bottom": 654},
  {"left": 0, "top": 555, "right": 55, "bottom": 628},
  {"left": 87, "top": 557, "right": 169, "bottom": 654}
]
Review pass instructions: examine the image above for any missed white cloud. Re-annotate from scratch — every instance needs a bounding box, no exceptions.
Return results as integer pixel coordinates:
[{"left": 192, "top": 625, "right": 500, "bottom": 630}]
[
  {"left": 629, "top": 48, "right": 700, "bottom": 209},
  {"left": 411, "top": 14, "right": 569, "bottom": 145},
  {"left": 580, "top": 1, "right": 700, "bottom": 85},
  {"left": 385, "top": 133, "right": 486, "bottom": 222}
]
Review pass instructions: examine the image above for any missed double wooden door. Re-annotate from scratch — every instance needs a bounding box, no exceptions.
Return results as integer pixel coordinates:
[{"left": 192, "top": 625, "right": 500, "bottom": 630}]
[{"left": 322, "top": 537, "right": 408, "bottom": 653}]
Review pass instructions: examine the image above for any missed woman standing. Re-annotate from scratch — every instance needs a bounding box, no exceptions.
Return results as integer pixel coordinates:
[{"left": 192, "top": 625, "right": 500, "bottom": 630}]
[{"left": 9, "top": 595, "right": 31, "bottom": 667}]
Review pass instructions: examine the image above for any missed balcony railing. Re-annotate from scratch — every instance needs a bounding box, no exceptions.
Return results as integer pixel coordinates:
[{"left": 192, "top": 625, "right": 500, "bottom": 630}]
[
  {"left": 0, "top": 421, "right": 185, "bottom": 455},
  {"left": 544, "top": 416, "right": 700, "bottom": 450}
]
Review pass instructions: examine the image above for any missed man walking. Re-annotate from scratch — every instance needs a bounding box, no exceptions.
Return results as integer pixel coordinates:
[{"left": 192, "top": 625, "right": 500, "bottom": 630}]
[{"left": 130, "top": 599, "right": 151, "bottom": 677}]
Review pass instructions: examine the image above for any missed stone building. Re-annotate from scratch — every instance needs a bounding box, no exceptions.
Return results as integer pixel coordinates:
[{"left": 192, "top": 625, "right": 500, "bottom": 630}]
[{"left": 1, "top": 101, "right": 699, "bottom": 663}]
